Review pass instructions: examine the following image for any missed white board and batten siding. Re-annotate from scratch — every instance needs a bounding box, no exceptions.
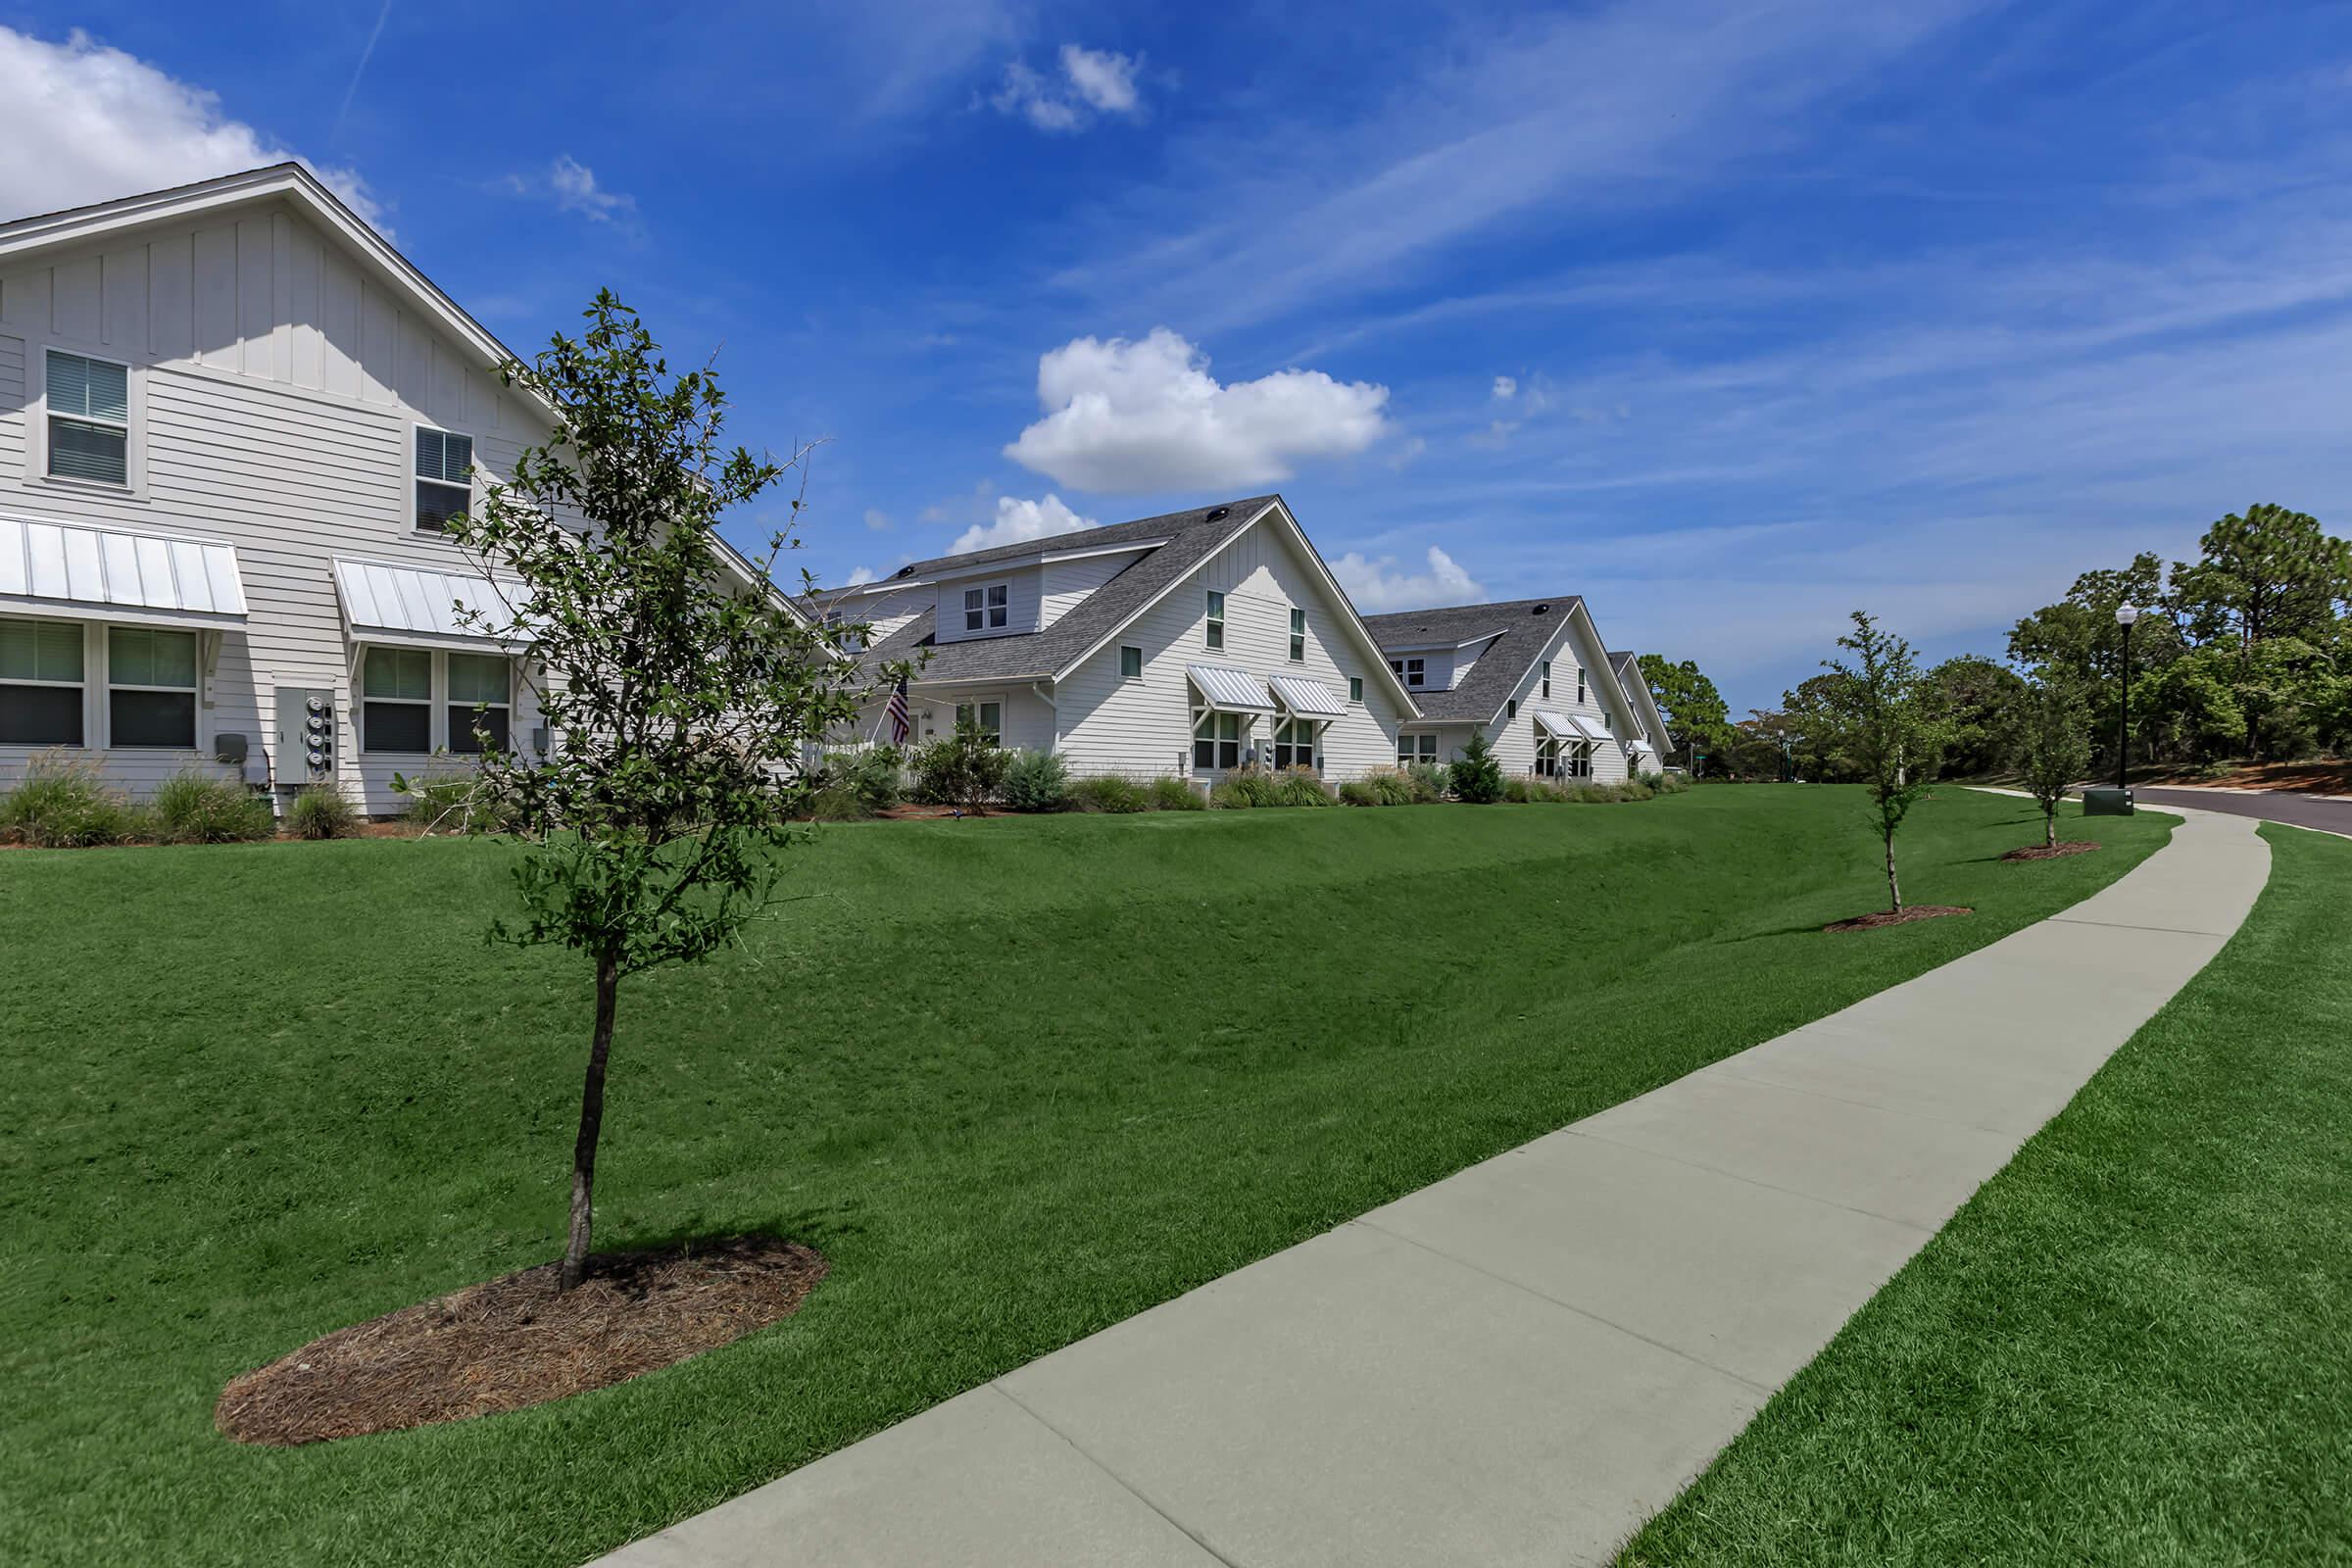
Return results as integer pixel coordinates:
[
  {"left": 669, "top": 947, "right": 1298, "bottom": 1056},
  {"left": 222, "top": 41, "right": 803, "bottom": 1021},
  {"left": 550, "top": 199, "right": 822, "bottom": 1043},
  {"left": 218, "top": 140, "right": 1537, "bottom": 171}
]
[
  {"left": 1055, "top": 512, "right": 1405, "bottom": 781},
  {"left": 0, "top": 194, "right": 545, "bottom": 808}
]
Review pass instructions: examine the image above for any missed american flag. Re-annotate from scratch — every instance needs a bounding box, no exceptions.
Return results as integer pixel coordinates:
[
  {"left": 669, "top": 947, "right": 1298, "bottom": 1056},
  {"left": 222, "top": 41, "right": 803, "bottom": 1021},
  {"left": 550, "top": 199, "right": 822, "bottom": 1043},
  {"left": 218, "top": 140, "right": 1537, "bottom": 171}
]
[{"left": 885, "top": 677, "right": 910, "bottom": 746}]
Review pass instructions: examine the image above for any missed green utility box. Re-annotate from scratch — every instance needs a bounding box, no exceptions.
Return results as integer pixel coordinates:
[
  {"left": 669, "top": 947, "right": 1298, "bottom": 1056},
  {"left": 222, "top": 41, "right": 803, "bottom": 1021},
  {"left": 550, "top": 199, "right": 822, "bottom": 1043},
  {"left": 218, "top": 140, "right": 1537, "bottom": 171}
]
[{"left": 2082, "top": 786, "right": 2134, "bottom": 816}]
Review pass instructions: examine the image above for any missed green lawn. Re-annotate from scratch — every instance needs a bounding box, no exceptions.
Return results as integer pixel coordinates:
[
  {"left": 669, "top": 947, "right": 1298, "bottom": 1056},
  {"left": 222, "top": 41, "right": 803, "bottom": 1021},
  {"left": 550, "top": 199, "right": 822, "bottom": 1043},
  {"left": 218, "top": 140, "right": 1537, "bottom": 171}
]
[
  {"left": 1619, "top": 821, "right": 2352, "bottom": 1568},
  {"left": 0, "top": 787, "right": 2169, "bottom": 1567}
]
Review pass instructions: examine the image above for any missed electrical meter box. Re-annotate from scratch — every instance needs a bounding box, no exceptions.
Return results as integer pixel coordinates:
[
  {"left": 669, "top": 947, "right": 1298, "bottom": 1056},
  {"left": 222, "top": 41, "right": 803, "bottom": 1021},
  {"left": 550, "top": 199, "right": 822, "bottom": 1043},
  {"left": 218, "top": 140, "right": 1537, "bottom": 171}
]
[{"left": 273, "top": 686, "right": 337, "bottom": 787}]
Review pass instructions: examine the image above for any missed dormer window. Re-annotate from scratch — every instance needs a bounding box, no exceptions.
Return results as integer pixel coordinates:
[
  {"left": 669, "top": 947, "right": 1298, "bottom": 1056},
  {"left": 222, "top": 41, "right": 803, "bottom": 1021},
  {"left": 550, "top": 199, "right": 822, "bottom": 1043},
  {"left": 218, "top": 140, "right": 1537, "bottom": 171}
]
[
  {"left": 415, "top": 426, "right": 473, "bottom": 532},
  {"left": 963, "top": 583, "right": 1008, "bottom": 632},
  {"left": 1388, "top": 657, "right": 1425, "bottom": 689}
]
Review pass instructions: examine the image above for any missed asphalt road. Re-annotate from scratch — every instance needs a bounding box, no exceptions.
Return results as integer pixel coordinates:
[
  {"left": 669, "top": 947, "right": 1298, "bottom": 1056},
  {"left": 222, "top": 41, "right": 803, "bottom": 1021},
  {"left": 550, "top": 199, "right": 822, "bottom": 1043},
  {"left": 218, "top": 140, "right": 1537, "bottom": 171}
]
[{"left": 2133, "top": 786, "right": 2352, "bottom": 838}]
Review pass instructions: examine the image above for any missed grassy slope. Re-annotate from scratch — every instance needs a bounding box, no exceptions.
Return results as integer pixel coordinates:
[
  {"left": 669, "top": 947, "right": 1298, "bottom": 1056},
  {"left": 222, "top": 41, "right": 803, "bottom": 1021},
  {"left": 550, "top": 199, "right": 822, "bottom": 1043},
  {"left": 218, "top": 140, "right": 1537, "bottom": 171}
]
[
  {"left": 1620, "top": 822, "right": 2352, "bottom": 1568},
  {"left": 0, "top": 787, "right": 2168, "bottom": 1567}
]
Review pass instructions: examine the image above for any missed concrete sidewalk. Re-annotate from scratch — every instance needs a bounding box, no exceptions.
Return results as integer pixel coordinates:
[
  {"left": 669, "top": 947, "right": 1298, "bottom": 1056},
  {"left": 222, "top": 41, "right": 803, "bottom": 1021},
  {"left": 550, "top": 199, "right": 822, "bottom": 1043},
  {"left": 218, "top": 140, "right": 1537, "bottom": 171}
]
[{"left": 600, "top": 808, "right": 2270, "bottom": 1568}]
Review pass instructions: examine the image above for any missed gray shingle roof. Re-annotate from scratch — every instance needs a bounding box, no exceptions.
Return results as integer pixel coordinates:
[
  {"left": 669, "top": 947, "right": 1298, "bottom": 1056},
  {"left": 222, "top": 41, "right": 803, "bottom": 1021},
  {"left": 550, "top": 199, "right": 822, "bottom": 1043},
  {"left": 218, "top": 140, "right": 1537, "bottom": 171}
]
[
  {"left": 853, "top": 497, "right": 1280, "bottom": 684},
  {"left": 1362, "top": 596, "right": 1586, "bottom": 723}
]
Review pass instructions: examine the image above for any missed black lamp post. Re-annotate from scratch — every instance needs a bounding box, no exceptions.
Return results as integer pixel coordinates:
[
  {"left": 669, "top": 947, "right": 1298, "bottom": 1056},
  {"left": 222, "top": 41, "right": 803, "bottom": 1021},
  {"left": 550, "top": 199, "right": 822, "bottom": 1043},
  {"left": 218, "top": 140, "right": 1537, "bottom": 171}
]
[{"left": 2114, "top": 601, "right": 2139, "bottom": 789}]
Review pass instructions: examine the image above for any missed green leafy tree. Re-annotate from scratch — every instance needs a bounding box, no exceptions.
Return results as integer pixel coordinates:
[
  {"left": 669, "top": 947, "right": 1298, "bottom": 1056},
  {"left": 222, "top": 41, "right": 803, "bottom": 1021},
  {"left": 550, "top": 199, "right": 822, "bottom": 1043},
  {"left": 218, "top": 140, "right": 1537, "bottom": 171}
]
[
  {"left": 1792, "top": 612, "right": 1946, "bottom": 912},
  {"left": 1920, "top": 655, "right": 2027, "bottom": 778},
  {"left": 2015, "top": 681, "right": 2092, "bottom": 849},
  {"left": 1449, "top": 729, "right": 1506, "bottom": 803},
  {"left": 2171, "top": 505, "right": 2350, "bottom": 758},
  {"left": 1635, "top": 655, "right": 1732, "bottom": 774},
  {"left": 431, "top": 292, "right": 903, "bottom": 1290}
]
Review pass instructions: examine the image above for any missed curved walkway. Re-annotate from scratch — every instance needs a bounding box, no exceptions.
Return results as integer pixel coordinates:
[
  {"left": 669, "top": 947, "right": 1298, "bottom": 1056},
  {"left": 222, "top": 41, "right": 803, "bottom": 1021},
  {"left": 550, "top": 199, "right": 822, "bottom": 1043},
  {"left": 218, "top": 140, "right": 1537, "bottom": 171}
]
[{"left": 600, "top": 808, "right": 2270, "bottom": 1568}]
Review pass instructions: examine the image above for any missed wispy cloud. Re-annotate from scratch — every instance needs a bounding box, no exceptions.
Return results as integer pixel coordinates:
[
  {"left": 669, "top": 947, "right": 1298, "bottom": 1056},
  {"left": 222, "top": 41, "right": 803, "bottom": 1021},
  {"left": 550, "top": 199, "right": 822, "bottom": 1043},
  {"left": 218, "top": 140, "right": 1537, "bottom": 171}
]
[{"left": 990, "top": 43, "right": 1146, "bottom": 132}]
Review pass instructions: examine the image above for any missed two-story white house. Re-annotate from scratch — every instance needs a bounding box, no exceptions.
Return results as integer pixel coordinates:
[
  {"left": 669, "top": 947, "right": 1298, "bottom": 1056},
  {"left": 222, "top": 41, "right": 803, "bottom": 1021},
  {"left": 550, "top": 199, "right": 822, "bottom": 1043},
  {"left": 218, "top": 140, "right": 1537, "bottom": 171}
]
[
  {"left": 0, "top": 163, "right": 566, "bottom": 813},
  {"left": 1364, "top": 597, "right": 1666, "bottom": 783},
  {"left": 824, "top": 496, "right": 1421, "bottom": 782}
]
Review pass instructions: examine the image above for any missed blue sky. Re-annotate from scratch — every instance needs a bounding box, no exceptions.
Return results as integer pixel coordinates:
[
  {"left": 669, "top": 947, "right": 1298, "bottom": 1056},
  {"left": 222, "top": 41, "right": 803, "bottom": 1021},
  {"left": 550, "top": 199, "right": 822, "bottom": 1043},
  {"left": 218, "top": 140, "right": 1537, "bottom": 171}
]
[{"left": 3, "top": 2, "right": 2348, "bottom": 710}]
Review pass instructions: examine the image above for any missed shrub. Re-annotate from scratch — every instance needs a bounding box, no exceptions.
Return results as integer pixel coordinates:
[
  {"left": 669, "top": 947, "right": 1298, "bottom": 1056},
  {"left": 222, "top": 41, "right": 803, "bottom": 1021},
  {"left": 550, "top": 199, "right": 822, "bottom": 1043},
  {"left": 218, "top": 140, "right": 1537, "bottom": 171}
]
[
  {"left": 1449, "top": 731, "right": 1506, "bottom": 804},
  {"left": 398, "top": 769, "right": 516, "bottom": 834},
  {"left": 1002, "top": 749, "right": 1072, "bottom": 812},
  {"left": 0, "top": 753, "right": 144, "bottom": 847},
  {"left": 908, "top": 723, "right": 1008, "bottom": 810},
  {"left": 1339, "top": 779, "right": 1381, "bottom": 807},
  {"left": 1219, "top": 766, "right": 1287, "bottom": 808},
  {"left": 1653, "top": 770, "right": 1691, "bottom": 795},
  {"left": 153, "top": 769, "right": 275, "bottom": 843},
  {"left": 809, "top": 782, "right": 871, "bottom": 821},
  {"left": 1070, "top": 774, "right": 1150, "bottom": 812},
  {"left": 287, "top": 786, "right": 360, "bottom": 839},
  {"left": 825, "top": 746, "right": 903, "bottom": 814},
  {"left": 1148, "top": 775, "right": 1204, "bottom": 810},
  {"left": 1505, "top": 775, "right": 1571, "bottom": 804},
  {"left": 1404, "top": 761, "right": 1449, "bottom": 803},
  {"left": 1365, "top": 768, "right": 1417, "bottom": 806},
  {"left": 1208, "top": 780, "right": 1253, "bottom": 808},
  {"left": 1275, "top": 766, "right": 1333, "bottom": 807}
]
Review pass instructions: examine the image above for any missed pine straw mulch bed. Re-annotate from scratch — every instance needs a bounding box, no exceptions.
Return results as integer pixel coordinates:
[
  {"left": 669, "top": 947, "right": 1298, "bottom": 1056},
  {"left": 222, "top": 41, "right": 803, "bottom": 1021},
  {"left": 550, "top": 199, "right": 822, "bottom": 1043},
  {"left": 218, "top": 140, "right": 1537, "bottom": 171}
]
[
  {"left": 217, "top": 1235, "right": 825, "bottom": 1446},
  {"left": 2003, "top": 841, "right": 2099, "bottom": 861},
  {"left": 1823, "top": 905, "right": 1973, "bottom": 933}
]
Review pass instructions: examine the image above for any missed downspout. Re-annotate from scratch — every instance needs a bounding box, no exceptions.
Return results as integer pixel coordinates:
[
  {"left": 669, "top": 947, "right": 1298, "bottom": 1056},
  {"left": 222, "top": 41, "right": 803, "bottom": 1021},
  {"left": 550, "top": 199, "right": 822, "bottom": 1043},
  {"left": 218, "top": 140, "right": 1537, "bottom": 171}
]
[{"left": 1029, "top": 680, "right": 1058, "bottom": 752}]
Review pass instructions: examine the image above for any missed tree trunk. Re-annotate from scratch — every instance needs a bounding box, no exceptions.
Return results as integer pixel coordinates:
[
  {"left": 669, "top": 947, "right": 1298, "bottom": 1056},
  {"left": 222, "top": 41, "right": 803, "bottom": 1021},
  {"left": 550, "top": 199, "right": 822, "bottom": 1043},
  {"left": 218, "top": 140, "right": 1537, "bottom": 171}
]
[
  {"left": 2046, "top": 804, "right": 2058, "bottom": 850},
  {"left": 562, "top": 949, "right": 621, "bottom": 1292},
  {"left": 1885, "top": 828, "right": 1902, "bottom": 913}
]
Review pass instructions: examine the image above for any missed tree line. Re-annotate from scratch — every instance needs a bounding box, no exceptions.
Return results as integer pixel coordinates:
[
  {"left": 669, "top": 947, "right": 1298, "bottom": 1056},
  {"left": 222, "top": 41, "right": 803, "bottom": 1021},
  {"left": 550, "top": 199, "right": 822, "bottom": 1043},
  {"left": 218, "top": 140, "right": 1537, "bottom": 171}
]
[{"left": 1642, "top": 503, "right": 2352, "bottom": 784}]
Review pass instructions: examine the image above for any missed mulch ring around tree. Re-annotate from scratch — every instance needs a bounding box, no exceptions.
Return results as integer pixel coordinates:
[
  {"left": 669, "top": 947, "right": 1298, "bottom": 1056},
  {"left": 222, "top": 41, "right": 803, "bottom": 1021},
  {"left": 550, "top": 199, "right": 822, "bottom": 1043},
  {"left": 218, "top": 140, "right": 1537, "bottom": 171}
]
[
  {"left": 2002, "top": 841, "right": 2100, "bottom": 861},
  {"left": 217, "top": 1235, "right": 826, "bottom": 1446},
  {"left": 1823, "top": 905, "right": 1974, "bottom": 933}
]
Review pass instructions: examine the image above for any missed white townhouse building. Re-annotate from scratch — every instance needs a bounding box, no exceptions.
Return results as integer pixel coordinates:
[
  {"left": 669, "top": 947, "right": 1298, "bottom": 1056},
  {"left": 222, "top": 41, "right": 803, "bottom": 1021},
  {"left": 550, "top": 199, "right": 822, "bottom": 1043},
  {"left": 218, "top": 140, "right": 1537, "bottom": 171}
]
[
  {"left": 822, "top": 496, "right": 1422, "bottom": 782},
  {"left": 0, "top": 164, "right": 582, "bottom": 813},
  {"left": 1363, "top": 597, "right": 1667, "bottom": 784}
]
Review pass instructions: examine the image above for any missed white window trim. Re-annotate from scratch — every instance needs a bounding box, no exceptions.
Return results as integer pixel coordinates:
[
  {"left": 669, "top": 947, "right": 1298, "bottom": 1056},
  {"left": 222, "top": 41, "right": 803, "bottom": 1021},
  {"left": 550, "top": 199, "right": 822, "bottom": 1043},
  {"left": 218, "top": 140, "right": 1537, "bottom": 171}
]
[
  {"left": 1191, "top": 706, "right": 1248, "bottom": 772},
  {"left": 30, "top": 343, "right": 148, "bottom": 501},
  {"left": 0, "top": 614, "right": 93, "bottom": 749},
  {"left": 1273, "top": 715, "right": 1319, "bottom": 772},
  {"left": 1288, "top": 607, "right": 1306, "bottom": 663},
  {"left": 103, "top": 624, "right": 201, "bottom": 751},
  {"left": 1396, "top": 731, "right": 1440, "bottom": 767},
  {"left": 1541, "top": 660, "right": 1552, "bottom": 701},
  {"left": 954, "top": 694, "right": 1005, "bottom": 745},
  {"left": 360, "top": 646, "right": 514, "bottom": 756},
  {"left": 413, "top": 421, "right": 475, "bottom": 535},
  {"left": 1348, "top": 675, "right": 1363, "bottom": 705},
  {"left": 1119, "top": 644, "right": 1144, "bottom": 681},
  {"left": 446, "top": 652, "right": 514, "bottom": 757},
  {"left": 1204, "top": 590, "right": 1226, "bottom": 651},
  {"left": 1388, "top": 656, "right": 1426, "bottom": 689}
]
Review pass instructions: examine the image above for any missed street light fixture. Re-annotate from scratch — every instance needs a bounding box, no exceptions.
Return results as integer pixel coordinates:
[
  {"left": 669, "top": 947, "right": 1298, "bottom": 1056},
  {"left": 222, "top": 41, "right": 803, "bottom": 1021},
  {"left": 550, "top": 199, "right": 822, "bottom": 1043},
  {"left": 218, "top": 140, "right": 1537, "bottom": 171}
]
[{"left": 2086, "top": 604, "right": 2140, "bottom": 815}]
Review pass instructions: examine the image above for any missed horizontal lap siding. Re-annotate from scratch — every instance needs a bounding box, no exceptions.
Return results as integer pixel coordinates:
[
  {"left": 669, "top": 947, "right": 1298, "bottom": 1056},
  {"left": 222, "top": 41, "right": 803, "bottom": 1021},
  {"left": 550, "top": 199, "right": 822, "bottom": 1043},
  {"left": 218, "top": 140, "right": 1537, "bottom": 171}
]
[
  {"left": 1466, "top": 618, "right": 1638, "bottom": 783},
  {"left": 1055, "top": 516, "right": 1404, "bottom": 781},
  {"left": 0, "top": 203, "right": 547, "bottom": 809}
]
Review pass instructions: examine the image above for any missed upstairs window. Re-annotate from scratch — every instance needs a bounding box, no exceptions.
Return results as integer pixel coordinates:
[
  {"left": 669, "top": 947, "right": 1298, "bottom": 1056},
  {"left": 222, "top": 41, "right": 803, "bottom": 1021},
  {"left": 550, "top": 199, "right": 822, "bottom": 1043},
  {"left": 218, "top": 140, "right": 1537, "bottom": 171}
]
[
  {"left": 1576, "top": 670, "right": 1586, "bottom": 705},
  {"left": 1193, "top": 710, "right": 1241, "bottom": 769},
  {"left": 0, "top": 618, "right": 85, "bottom": 746},
  {"left": 415, "top": 427, "right": 473, "bottom": 532},
  {"left": 1204, "top": 591, "right": 1225, "bottom": 651},
  {"left": 1120, "top": 645, "right": 1144, "bottom": 680},
  {"left": 362, "top": 647, "right": 433, "bottom": 752},
  {"left": 1288, "top": 608, "right": 1306, "bottom": 662},
  {"left": 963, "top": 584, "right": 1008, "bottom": 631},
  {"left": 107, "top": 627, "right": 197, "bottom": 748},
  {"left": 1387, "top": 656, "right": 1425, "bottom": 689},
  {"left": 1541, "top": 660, "right": 1552, "bottom": 700},
  {"left": 1507, "top": 698, "right": 1518, "bottom": 719},
  {"left": 47, "top": 351, "right": 129, "bottom": 485},
  {"left": 446, "top": 653, "right": 513, "bottom": 755},
  {"left": 1348, "top": 675, "right": 1363, "bottom": 704},
  {"left": 954, "top": 700, "right": 1002, "bottom": 745}
]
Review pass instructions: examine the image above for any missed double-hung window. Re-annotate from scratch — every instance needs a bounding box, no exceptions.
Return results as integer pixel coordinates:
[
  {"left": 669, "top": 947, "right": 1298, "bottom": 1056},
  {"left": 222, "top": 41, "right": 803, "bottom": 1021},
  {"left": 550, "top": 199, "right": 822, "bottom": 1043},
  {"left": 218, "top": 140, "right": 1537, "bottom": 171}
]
[
  {"left": 1507, "top": 698, "right": 1519, "bottom": 719},
  {"left": 362, "top": 648, "right": 433, "bottom": 752},
  {"left": 963, "top": 583, "right": 1008, "bottom": 632},
  {"left": 1387, "top": 656, "right": 1425, "bottom": 689},
  {"left": 1274, "top": 717, "right": 1317, "bottom": 771},
  {"left": 1576, "top": 670, "right": 1587, "bottom": 705},
  {"left": 1193, "top": 710, "right": 1241, "bottom": 769},
  {"left": 415, "top": 426, "right": 473, "bottom": 532},
  {"left": 1541, "top": 660, "right": 1552, "bottom": 700},
  {"left": 446, "top": 654, "right": 512, "bottom": 754},
  {"left": 1119, "top": 645, "right": 1144, "bottom": 680},
  {"left": 0, "top": 618, "right": 85, "bottom": 746},
  {"left": 47, "top": 351, "right": 129, "bottom": 485},
  {"left": 1396, "top": 732, "right": 1439, "bottom": 768},
  {"left": 108, "top": 627, "right": 197, "bottom": 748},
  {"left": 955, "top": 700, "right": 1002, "bottom": 745},
  {"left": 1288, "top": 608, "right": 1306, "bottom": 662},
  {"left": 1204, "top": 591, "right": 1225, "bottom": 650}
]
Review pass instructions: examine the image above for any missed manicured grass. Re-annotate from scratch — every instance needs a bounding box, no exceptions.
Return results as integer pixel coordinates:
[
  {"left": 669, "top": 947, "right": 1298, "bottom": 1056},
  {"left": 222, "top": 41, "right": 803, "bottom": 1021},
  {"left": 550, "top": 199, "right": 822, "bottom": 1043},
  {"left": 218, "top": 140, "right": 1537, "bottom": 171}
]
[
  {"left": 1619, "top": 821, "right": 2352, "bottom": 1568},
  {"left": 0, "top": 787, "right": 2168, "bottom": 1567}
]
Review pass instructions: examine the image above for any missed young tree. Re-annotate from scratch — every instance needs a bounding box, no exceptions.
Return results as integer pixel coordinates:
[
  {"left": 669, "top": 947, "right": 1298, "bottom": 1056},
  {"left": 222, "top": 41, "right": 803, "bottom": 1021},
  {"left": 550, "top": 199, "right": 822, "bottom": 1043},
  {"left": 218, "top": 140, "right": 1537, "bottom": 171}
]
[
  {"left": 2015, "top": 681, "right": 2092, "bottom": 849},
  {"left": 1449, "top": 729, "right": 1506, "bottom": 803},
  {"left": 1793, "top": 612, "right": 1946, "bottom": 912},
  {"left": 429, "top": 292, "right": 905, "bottom": 1290},
  {"left": 1636, "top": 655, "right": 1733, "bottom": 775}
]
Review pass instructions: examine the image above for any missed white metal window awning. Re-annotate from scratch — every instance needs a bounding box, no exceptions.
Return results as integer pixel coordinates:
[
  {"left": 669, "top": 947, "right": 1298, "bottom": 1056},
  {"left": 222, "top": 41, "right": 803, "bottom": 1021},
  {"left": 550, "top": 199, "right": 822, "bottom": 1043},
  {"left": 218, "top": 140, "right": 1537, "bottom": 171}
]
[
  {"left": 0, "top": 513, "right": 247, "bottom": 628},
  {"left": 1187, "top": 662, "right": 1277, "bottom": 713},
  {"left": 333, "top": 557, "right": 531, "bottom": 650},
  {"left": 1268, "top": 674, "right": 1345, "bottom": 717},
  {"left": 1628, "top": 738, "right": 1657, "bottom": 755},
  {"left": 1534, "top": 709, "right": 1578, "bottom": 739},
  {"left": 1566, "top": 712, "right": 1613, "bottom": 743}
]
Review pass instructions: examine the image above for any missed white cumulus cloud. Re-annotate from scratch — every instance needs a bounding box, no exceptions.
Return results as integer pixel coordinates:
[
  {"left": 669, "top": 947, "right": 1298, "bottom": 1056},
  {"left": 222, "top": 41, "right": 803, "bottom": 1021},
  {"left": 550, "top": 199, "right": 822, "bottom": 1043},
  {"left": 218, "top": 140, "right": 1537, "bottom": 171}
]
[
  {"left": 843, "top": 565, "right": 878, "bottom": 586},
  {"left": 547, "top": 155, "right": 633, "bottom": 221},
  {"left": 950, "top": 494, "right": 1099, "bottom": 555},
  {"left": 991, "top": 43, "right": 1145, "bottom": 132},
  {"left": 1492, "top": 375, "right": 1517, "bottom": 400},
  {"left": 1005, "top": 327, "right": 1393, "bottom": 493},
  {"left": 1332, "top": 546, "right": 1484, "bottom": 613},
  {"left": 0, "top": 25, "right": 383, "bottom": 227}
]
